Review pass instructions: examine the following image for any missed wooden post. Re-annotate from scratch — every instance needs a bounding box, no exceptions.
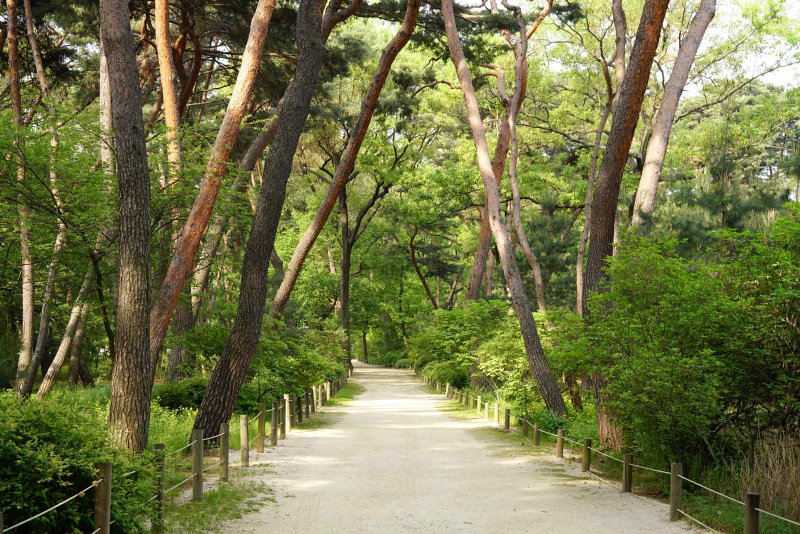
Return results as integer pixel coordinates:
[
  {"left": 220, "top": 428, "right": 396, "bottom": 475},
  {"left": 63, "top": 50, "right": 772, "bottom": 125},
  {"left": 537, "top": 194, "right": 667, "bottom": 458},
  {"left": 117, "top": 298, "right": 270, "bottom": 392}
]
[
  {"left": 289, "top": 397, "right": 296, "bottom": 429},
  {"left": 533, "top": 423, "right": 541, "bottom": 446},
  {"left": 744, "top": 493, "right": 760, "bottom": 534},
  {"left": 622, "top": 454, "right": 633, "bottom": 493},
  {"left": 305, "top": 388, "right": 311, "bottom": 417},
  {"left": 446, "top": 383, "right": 451, "bottom": 397},
  {"left": 297, "top": 395, "right": 304, "bottom": 423},
  {"left": 582, "top": 439, "right": 591, "bottom": 472},
  {"left": 476, "top": 395, "right": 482, "bottom": 414},
  {"left": 257, "top": 403, "right": 266, "bottom": 453},
  {"left": 93, "top": 462, "right": 112, "bottom": 534},
  {"left": 523, "top": 415, "right": 529, "bottom": 437},
  {"left": 556, "top": 429, "right": 564, "bottom": 458},
  {"left": 240, "top": 415, "right": 249, "bottom": 467},
  {"left": 504, "top": 409, "right": 510, "bottom": 430},
  {"left": 670, "top": 463, "right": 682, "bottom": 521},
  {"left": 462, "top": 392, "right": 467, "bottom": 406},
  {"left": 192, "top": 429, "right": 203, "bottom": 502},
  {"left": 271, "top": 401, "right": 279, "bottom": 446},
  {"left": 494, "top": 402, "right": 499, "bottom": 424},
  {"left": 220, "top": 424, "right": 229, "bottom": 483},
  {"left": 311, "top": 387, "right": 317, "bottom": 413},
  {"left": 153, "top": 445, "right": 165, "bottom": 534},
  {"left": 484, "top": 402, "right": 489, "bottom": 419},
  {"left": 284, "top": 394, "right": 292, "bottom": 433},
  {"left": 279, "top": 399, "right": 286, "bottom": 439},
  {"left": 469, "top": 395, "right": 474, "bottom": 410},
  {"left": 325, "top": 382, "right": 331, "bottom": 402}
]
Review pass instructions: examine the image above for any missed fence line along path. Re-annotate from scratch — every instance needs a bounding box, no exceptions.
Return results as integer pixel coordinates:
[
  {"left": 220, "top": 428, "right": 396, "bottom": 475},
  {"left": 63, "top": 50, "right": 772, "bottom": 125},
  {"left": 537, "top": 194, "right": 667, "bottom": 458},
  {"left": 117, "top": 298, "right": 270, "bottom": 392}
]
[{"left": 229, "top": 362, "right": 690, "bottom": 534}]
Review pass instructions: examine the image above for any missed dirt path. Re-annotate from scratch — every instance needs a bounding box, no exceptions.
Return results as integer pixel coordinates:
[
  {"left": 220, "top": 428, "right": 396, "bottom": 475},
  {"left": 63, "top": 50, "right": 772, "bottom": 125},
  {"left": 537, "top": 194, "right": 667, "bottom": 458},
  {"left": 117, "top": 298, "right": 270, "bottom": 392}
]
[{"left": 231, "top": 362, "right": 692, "bottom": 533}]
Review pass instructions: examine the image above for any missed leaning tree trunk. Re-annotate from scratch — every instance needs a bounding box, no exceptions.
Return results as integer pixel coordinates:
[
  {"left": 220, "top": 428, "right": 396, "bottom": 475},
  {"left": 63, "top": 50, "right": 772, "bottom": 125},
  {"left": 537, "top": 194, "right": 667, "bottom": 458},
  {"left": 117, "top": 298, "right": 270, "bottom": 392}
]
[
  {"left": 67, "top": 301, "right": 91, "bottom": 386},
  {"left": 442, "top": 0, "right": 566, "bottom": 414},
  {"left": 631, "top": 0, "right": 716, "bottom": 230},
  {"left": 6, "top": 0, "right": 35, "bottom": 396},
  {"left": 193, "top": 0, "right": 327, "bottom": 437},
  {"left": 583, "top": 0, "right": 671, "bottom": 450},
  {"left": 100, "top": 0, "right": 154, "bottom": 453},
  {"left": 340, "top": 196, "right": 353, "bottom": 369},
  {"left": 270, "top": 0, "right": 421, "bottom": 317},
  {"left": 149, "top": 0, "right": 277, "bottom": 366}
]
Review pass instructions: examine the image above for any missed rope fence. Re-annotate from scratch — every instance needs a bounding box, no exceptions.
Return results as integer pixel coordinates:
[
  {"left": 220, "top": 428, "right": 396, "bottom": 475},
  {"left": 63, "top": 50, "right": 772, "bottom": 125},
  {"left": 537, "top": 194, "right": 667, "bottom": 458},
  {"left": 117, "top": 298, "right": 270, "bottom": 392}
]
[
  {"left": 0, "top": 374, "right": 350, "bottom": 534},
  {"left": 420, "top": 373, "right": 799, "bottom": 534}
]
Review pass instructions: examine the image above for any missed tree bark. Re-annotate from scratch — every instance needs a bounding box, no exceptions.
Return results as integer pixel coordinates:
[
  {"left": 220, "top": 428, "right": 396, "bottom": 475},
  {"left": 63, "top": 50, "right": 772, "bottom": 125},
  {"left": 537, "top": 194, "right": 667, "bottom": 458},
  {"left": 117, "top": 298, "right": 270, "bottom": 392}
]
[
  {"left": 193, "top": 0, "right": 326, "bottom": 437},
  {"left": 166, "top": 284, "right": 193, "bottom": 380},
  {"left": 154, "top": 0, "right": 183, "bottom": 181},
  {"left": 36, "top": 268, "right": 94, "bottom": 398},
  {"left": 409, "top": 229, "right": 438, "bottom": 309},
  {"left": 466, "top": 207, "right": 492, "bottom": 301},
  {"left": 270, "top": 0, "right": 421, "bottom": 317},
  {"left": 583, "top": 0, "right": 671, "bottom": 307},
  {"left": 149, "top": 0, "right": 277, "bottom": 366},
  {"left": 67, "top": 301, "right": 91, "bottom": 387},
  {"left": 7, "top": 0, "right": 34, "bottom": 396},
  {"left": 631, "top": 0, "right": 716, "bottom": 230},
  {"left": 100, "top": 0, "right": 154, "bottom": 453},
  {"left": 442, "top": 0, "right": 566, "bottom": 413}
]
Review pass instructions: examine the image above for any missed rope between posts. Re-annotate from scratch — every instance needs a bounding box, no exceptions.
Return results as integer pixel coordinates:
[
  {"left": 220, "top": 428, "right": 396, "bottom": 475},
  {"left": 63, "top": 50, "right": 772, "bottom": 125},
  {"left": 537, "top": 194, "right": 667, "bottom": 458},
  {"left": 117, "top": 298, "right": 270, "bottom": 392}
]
[
  {"left": 630, "top": 463, "right": 670, "bottom": 475},
  {"left": 120, "top": 470, "right": 138, "bottom": 478},
  {"left": 756, "top": 508, "right": 800, "bottom": 526},
  {"left": 678, "top": 475, "right": 745, "bottom": 506},
  {"left": 589, "top": 447, "right": 623, "bottom": 463},
  {"left": 249, "top": 434, "right": 259, "bottom": 446},
  {"left": 586, "top": 469, "right": 622, "bottom": 491},
  {"left": 164, "top": 473, "right": 197, "bottom": 495},
  {"left": 677, "top": 509, "right": 722, "bottom": 533},
  {"left": 563, "top": 436, "right": 582, "bottom": 446},
  {"left": 2, "top": 479, "right": 102, "bottom": 533},
  {"left": 203, "top": 432, "right": 224, "bottom": 441},
  {"left": 165, "top": 440, "right": 197, "bottom": 457},
  {"left": 249, "top": 411, "right": 262, "bottom": 424},
  {"left": 539, "top": 428, "right": 559, "bottom": 437},
  {"left": 202, "top": 460, "right": 225, "bottom": 473}
]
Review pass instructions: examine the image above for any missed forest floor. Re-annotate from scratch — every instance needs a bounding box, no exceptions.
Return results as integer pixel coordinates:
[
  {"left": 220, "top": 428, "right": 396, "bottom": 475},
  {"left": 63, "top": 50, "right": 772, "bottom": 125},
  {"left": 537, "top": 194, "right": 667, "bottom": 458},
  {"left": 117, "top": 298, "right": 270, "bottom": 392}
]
[{"left": 225, "top": 362, "right": 694, "bottom": 533}]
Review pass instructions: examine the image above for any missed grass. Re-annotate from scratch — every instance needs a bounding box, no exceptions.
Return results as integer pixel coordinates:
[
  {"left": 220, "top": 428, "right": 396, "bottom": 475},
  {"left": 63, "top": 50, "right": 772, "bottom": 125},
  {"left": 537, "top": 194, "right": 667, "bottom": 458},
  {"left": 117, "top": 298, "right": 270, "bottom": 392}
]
[{"left": 325, "top": 382, "right": 366, "bottom": 406}]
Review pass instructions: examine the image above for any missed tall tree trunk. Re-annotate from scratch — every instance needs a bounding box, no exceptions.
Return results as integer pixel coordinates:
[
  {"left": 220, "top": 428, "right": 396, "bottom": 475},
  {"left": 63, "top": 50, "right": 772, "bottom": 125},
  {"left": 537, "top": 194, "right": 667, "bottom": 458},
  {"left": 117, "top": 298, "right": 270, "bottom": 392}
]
[
  {"left": 484, "top": 250, "right": 495, "bottom": 297},
  {"left": 149, "top": 0, "right": 277, "bottom": 365},
  {"left": 154, "top": 0, "right": 183, "bottom": 182},
  {"left": 409, "top": 229, "right": 438, "bottom": 309},
  {"left": 166, "top": 284, "right": 193, "bottom": 380},
  {"left": 583, "top": 0, "right": 671, "bottom": 450},
  {"left": 193, "top": 0, "right": 326, "bottom": 437},
  {"left": 583, "top": 0, "right": 670, "bottom": 306},
  {"left": 631, "top": 0, "right": 716, "bottom": 230},
  {"left": 361, "top": 329, "right": 368, "bottom": 363},
  {"left": 36, "top": 268, "right": 94, "bottom": 398},
  {"left": 442, "top": 0, "right": 566, "bottom": 414},
  {"left": 67, "top": 301, "right": 91, "bottom": 386},
  {"left": 7, "top": 0, "right": 34, "bottom": 396},
  {"left": 100, "top": 0, "right": 153, "bottom": 453},
  {"left": 270, "top": 0, "right": 421, "bottom": 317},
  {"left": 466, "top": 208, "right": 492, "bottom": 301},
  {"left": 340, "top": 191, "right": 353, "bottom": 369}
]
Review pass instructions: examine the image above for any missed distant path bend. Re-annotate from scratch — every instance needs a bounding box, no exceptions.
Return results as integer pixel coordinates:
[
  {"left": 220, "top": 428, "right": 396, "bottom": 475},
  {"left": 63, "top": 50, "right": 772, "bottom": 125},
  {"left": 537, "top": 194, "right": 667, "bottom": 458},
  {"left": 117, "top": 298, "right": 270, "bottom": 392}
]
[{"left": 232, "top": 362, "right": 692, "bottom": 533}]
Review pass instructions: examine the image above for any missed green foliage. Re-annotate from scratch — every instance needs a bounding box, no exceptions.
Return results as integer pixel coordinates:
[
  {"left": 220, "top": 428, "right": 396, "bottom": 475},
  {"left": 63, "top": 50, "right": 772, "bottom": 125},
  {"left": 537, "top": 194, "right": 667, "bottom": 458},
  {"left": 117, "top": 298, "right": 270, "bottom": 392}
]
[
  {"left": 0, "top": 392, "right": 151, "bottom": 534},
  {"left": 422, "top": 360, "right": 469, "bottom": 388},
  {"left": 154, "top": 378, "right": 210, "bottom": 411}
]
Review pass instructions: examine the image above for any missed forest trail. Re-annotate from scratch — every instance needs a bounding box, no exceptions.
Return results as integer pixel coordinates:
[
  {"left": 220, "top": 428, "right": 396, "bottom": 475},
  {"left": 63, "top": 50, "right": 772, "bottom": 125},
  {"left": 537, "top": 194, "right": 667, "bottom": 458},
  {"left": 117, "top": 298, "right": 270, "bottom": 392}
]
[{"left": 231, "top": 362, "right": 692, "bottom": 533}]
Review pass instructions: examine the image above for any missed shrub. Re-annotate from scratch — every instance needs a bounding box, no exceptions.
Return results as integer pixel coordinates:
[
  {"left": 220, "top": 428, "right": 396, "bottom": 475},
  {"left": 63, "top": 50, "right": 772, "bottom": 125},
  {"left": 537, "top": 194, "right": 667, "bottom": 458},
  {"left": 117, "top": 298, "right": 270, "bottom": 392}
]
[
  {"left": 153, "top": 377, "right": 209, "bottom": 411},
  {"left": 0, "top": 392, "right": 151, "bottom": 534},
  {"left": 395, "top": 358, "right": 410, "bottom": 369},
  {"left": 423, "top": 360, "right": 469, "bottom": 389}
]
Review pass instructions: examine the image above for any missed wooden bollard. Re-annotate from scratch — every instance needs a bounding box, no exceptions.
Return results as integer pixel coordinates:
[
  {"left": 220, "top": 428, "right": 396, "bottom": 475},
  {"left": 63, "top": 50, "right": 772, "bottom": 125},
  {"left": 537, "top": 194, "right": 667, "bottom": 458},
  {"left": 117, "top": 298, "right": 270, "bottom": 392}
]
[
  {"left": 279, "top": 399, "right": 286, "bottom": 439},
  {"left": 93, "top": 462, "right": 112, "bottom": 534},
  {"left": 297, "top": 395, "right": 304, "bottom": 423},
  {"left": 533, "top": 423, "right": 541, "bottom": 446},
  {"left": 556, "top": 429, "right": 564, "bottom": 458},
  {"left": 192, "top": 429, "right": 203, "bottom": 502},
  {"left": 271, "top": 401, "right": 279, "bottom": 446},
  {"left": 476, "top": 395, "right": 482, "bottom": 414},
  {"left": 469, "top": 395, "right": 475, "bottom": 410},
  {"left": 153, "top": 445, "right": 165, "bottom": 534},
  {"left": 494, "top": 403, "right": 499, "bottom": 423},
  {"left": 484, "top": 402, "right": 489, "bottom": 419},
  {"left": 744, "top": 493, "right": 760, "bottom": 534},
  {"left": 446, "top": 383, "right": 451, "bottom": 397},
  {"left": 504, "top": 409, "right": 510, "bottom": 430},
  {"left": 670, "top": 463, "right": 682, "bottom": 521},
  {"left": 622, "top": 454, "right": 632, "bottom": 493},
  {"left": 523, "top": 414, "right": 529, "bottom": 437},
  {"left": 305, "top": 388, "right": 311, "bottom": 417},
  {"left": 462, "top": 391, "right": 467, "bottom": 406},
  {"left": 257, "top": 403, "right": 266, "bottom": 452},
  {"left": 284, "top": 394, "right": 292, "bottom": 433},
  {"left": 241, "top": 415, "right": 250, "bottom": 466},
  {"left": 220, "top": 424, "right": 229, "bottom": 482},
  {"left": 289, "top": 398, "right": 296, "bottom": 428},
  {"left": 325, "top": 382, "right": 331, "bottom": 402},
  {"left": 582, "top": 439, "right": 591, "bottom": 472},
  {"left": 311, "top": 387, "right": 317, "bottom": 413}
]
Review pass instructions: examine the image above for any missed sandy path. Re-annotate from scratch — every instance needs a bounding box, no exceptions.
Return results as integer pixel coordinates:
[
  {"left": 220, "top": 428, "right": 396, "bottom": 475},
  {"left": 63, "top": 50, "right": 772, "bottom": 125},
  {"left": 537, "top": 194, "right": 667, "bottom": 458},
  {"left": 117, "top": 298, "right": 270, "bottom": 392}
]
[{"left": 231, "top": 362, "right": 692, "bottom": 533}]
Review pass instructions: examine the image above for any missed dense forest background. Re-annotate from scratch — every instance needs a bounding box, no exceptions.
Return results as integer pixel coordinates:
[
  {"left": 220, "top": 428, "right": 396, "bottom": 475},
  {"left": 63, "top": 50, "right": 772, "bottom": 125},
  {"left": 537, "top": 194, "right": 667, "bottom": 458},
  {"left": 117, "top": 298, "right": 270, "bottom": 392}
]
[{"left": 1, "top": 0, "right": 799, "bottom": 531}]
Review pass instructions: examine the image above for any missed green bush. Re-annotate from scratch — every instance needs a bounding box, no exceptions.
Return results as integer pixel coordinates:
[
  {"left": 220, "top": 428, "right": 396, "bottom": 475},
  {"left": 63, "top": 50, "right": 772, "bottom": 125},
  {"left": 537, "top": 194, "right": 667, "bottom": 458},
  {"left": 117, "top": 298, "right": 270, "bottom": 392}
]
[
  {"left": 395, "top": 358, "right": 410, "bottom": 368},
  {"left": 373, "top": 349, "right": 406, "bottom": 367},
  {"left": 153, "top": 377, "right": 209, "bottom": 411},
  {"left": 423, "top": 360, "right": 469, "bottom": 389},
  {"left": 0, "top": 392, "right": 151, "bottom": 534}
]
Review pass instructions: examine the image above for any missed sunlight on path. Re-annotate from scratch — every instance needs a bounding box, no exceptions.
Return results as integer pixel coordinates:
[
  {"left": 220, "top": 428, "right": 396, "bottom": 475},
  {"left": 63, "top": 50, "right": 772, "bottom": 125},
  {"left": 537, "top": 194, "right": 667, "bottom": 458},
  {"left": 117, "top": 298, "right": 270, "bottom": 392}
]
[{"left": 228, "top": 362, "right": 693, "bottom": 533}]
